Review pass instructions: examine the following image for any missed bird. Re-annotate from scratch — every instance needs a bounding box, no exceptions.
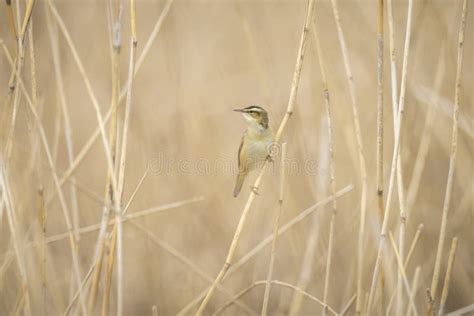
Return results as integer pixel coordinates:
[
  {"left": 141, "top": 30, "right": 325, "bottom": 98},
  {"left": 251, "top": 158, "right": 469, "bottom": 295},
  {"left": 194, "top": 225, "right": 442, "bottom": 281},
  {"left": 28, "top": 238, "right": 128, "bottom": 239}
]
[{"left": 233, "top": 106, "right": 274, "bottom": 197}]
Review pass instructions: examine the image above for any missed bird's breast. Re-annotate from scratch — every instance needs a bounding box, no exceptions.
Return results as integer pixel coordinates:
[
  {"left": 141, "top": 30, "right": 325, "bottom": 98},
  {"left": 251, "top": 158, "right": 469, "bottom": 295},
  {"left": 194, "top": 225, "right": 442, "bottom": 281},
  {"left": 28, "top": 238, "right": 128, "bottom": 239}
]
[{"left": 243, "top": 131, "right": 273, "bottom": 170}]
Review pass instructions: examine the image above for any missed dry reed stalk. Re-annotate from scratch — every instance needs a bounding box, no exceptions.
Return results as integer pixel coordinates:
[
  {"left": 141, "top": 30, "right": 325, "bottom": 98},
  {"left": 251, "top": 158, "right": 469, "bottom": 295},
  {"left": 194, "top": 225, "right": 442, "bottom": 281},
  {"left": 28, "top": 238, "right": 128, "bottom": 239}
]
[
  {"left": 98, "top": 1, "right": 138, "bottom": 314},
  {"left": 12, "top": 286, "right": 26, "bottom": 316},
  {"left": 4, "top": 48, "right": 23, "bottom": 162},
  {"left": 33, "top": 1, "right": 173, "bottom": 234},
  {"left": 4, "top": 0, "right": 35, "bottom": 157},
  {"left": 44, "top": 5, "right": 123, "bottom": 309},
  {"left": 396, "top": 199, "right": 407, "bottom": 316},
  {"left": 119, "top": 0, "right": 174, "bottom": 99},
  {"left": 288, "top": 119, "right": 327, "bottom": 315},
  {"left": 212, "top": 283, "right": 259, "bottom": 316},
  {"left": 1, "top": 140, "right": 105, "bottom": 206},
  {"left": 386, "top": 0, "right": 409, "bottom": 313},
  {"left": 328, "top": 1, "right": 368, "bottom": 312},
  {"left": 376, "top": 0, "right": 385, "bottom": 313},
  {"left": 44, "top": 110, "right": 110, "bottom": 206},
  {"left": 446, "top": 304, "right": 474, "bottom": 316},
  {"left": 115, "top": 1, "right": 137, "bottom": 314},
  {"left": 45, "top": 4, "right": 81, "bottom": 243},
  {"left": 438, "top": 238, "right": 459, "bottom": 316},
  {"left": 386, "top": 0, "right": 397, "bottom": 125},
  {"left": 215, "top": 280, "right": 338, "bottom": 316},
  {"left": 8, "top": 218, "right": 65, "bottom": 315},
  {"left": 430, "top": 0, "right": 468, "bottom": 302},
  {"left": 261, "top": 143, "right": 287, "bottom": 316},
  {"left": 45, "top": 0, "right": 115, "bottom": 165},
  {"left": 404, "top": 223, "right": 423, "bottom": 269},
  {"left": 426, "top": 287, "right": 435, "bottom": 316},
  {"left": 98, "top": 2, "right": 125, "bottom": 314},
  {"left": 87, "top": 94, "right": 114, "bottom": 310},
  {"left": 47, "top": 197, "right": 202, "bottom": 244},
  {"left": 43, "top": 0, "right": 173, "bottom": 210},
  {"left": 92, "top": 235, "right": 111, "bottom": 310},
  {"left": 130, "top": 221, "right": 258, "bottom": 316},
  {"left": 25, "top": 10, "right": 42, "bottom": 174},
  {"left": 2, "top": 64, "right": 16, "bottom": 126},
  {"left": 5, "top": 0, "right": 17, "bottom": 48},
  {"left": 0, "top": 41, "right": 88, "bottom": 315},
  {"left": 376, "top": 0, "right": 384, "bottom": 218},
  {"left": 363, "top": 292, "right": 370, "bottom": 315},
  {"left": 101, "top": 233, "right": 115, "bottom": 316},
  {"left": 63, "top": 255, "right": 100, "bottom": 314},
  {"left": 178, "top": 185, "right": 353, "bottom": 315},
  {"left": 51, "top": 104, "right": 63, "bottom": 165},
  {"left": 394, "top": 81, "right": 410, "bottom": 311},
  {"left": 310, "top": 13, "right": 339, "bottom": 314},
  {"left": 89, "top": 9, "right": 128, "bottom": 315},
  {"left": 402, "top": 225, "right": 424, "bottom": 271},
  {"left": 23, "top": 11, "right": 48, "bottom": 314},
  {"left": 3, "top": 0, "right": 18, "bottom": 134},
  {"left": 0, "top": 177, "right": 198, "bottom": 265},
  {"left": 57, "top": 174, "right": 202, "bottom": 313},
  {"left": 32, "top": 92, "right": 88, "bottom": 316},
  {"left": 4, "top": 0, "right": 27, "bottom": 160},
  {"left": 0, "top": 244, "right": 14, "bottom": 286},
  {"left": 38, "top": 189, "right": 47, "bottom": 316},
  {"left": 406, "top": 266, "right": 420, "bottom": 316},
  {"left": 386, "top": 223, "right": 424, "bottom": 315},
  {"left": 0, "top": 167, "right": 31, "bottom": 315},
  {"left": 196, "top": 1, "right": 316, "bottom": 313},
  {"left": 18, "top": 0, "right": 35, "bottom": 40},
  {"left": 340, "top": 294, "right": 357, "bottom": 316},
  {"left": 0, "top": 187, "right": 3, "bottom": 228},
  {"left": 386, "top": 1, "right": 405, "bottom": 312},
  {"left": 195, "top": 163, "right": 271, "bottom": 315},
  {"left": 388, "top": 232, "right": 418, "bottom": 316},
  {"left": 46, "top": 0, "right": 119, "bottom": 193},
  {"left": 367, "top": 0, "right": 414, "bottom": 311}
]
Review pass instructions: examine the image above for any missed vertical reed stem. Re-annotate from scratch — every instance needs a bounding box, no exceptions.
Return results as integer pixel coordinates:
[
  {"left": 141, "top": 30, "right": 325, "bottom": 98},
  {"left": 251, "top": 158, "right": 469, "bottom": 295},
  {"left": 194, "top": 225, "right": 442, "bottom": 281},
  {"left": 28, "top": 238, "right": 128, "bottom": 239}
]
[
  {"left": 367, "top": 0, "right": 414, "bottom": 311},
  {"left": 438, "top": 238, "right": 459, "bottom": 316},
  {"left": 430, "top": 0, "right": 468, "bottom": 302},
  {"left": 261, "top": 143, "right": 287, "bottom": 316},
  {"left": 406, "top": 266, "right": 420, "bottom": 316},
  {"left": 376, "top": 0, "right": 385, "bottom": 312},
  {"left": 328, "top": 1, "right": 368, "bottom": 312},
  {"left": 311, "top": 13, "right": 338, "bottom": 313}
]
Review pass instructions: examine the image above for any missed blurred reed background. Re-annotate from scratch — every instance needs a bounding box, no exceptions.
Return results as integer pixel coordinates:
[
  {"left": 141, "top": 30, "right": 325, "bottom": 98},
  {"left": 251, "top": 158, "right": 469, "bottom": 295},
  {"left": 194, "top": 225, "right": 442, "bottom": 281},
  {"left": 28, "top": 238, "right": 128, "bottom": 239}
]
[{"left": 0, "top": 0, "right": 472, "bottom": 315}]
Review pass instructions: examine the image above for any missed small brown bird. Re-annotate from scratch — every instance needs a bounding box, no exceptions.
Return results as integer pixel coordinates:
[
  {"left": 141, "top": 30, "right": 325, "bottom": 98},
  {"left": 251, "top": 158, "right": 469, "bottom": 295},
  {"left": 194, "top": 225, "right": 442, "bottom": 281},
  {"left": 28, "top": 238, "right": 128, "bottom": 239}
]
[{"left": 233, "top": 106, "right": 273, "bottom": 197}]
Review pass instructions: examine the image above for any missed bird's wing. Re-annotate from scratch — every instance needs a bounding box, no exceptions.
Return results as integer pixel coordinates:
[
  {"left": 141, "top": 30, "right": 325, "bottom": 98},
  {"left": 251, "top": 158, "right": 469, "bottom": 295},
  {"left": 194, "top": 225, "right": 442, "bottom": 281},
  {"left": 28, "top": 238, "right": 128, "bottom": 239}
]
[{"left": 237, "top": 132, "right": 246, "bottom": 171}]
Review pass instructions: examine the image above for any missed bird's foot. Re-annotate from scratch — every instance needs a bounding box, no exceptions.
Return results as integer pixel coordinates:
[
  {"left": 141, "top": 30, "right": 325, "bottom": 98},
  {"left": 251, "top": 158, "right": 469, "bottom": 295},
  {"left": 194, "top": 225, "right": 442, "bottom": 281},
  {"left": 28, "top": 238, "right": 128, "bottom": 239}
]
[{"left": 250, "top": 186, "right": 259, "bottom": 195}]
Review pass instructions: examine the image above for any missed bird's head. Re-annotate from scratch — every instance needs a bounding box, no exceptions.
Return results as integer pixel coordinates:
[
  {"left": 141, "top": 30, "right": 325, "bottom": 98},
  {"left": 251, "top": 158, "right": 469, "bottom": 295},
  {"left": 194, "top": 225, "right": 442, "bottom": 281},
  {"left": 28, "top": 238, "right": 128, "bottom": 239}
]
[{"left": 233, "top": 105, "right": 269, "bottom": 129}]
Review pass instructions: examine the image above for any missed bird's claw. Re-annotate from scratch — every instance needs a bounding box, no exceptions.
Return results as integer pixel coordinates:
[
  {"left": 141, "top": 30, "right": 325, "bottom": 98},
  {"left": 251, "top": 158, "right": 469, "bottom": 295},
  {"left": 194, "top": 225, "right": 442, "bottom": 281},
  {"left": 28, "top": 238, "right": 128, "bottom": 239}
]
[{"left": 250, "top": 186, "right": 259, "bottom": 195}]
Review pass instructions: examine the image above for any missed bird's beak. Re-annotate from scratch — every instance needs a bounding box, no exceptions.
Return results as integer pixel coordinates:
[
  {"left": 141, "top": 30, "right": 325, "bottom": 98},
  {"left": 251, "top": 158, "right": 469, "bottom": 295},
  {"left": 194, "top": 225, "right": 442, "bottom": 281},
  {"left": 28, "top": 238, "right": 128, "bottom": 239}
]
[{"left": 233, "top": 108, "right": 245, "bottom": 113}]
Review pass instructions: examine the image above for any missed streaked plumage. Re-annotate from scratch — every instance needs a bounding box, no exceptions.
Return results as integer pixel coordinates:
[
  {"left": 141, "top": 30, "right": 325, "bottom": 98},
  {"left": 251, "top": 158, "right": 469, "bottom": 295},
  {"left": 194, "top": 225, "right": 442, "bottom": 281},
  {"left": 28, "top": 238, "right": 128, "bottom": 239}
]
[{"left": 233, "top": 106, "right": 273, "bottom": 197}]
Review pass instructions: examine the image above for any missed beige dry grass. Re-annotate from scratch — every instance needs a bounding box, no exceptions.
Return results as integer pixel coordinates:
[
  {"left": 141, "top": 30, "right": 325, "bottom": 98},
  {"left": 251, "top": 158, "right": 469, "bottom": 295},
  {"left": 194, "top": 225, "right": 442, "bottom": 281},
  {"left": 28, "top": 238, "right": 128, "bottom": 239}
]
[{"left": 0, "top": 0, "right": 472, "bottom": 315}]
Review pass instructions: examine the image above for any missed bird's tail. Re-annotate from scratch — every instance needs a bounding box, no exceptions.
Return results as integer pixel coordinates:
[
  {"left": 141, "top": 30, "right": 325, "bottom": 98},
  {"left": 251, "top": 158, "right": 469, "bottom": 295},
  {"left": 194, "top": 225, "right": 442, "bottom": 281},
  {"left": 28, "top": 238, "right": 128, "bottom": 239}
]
[{"left": 233, "top": 172, "right": 246, "bottom": 197}]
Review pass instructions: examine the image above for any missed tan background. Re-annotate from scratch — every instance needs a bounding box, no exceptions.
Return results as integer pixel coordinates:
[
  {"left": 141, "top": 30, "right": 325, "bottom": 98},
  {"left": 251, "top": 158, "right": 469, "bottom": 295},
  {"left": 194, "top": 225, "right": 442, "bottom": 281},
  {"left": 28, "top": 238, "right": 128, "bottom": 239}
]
[{"left": 0, "top": 0, "right": 472, "bottom": 314}]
